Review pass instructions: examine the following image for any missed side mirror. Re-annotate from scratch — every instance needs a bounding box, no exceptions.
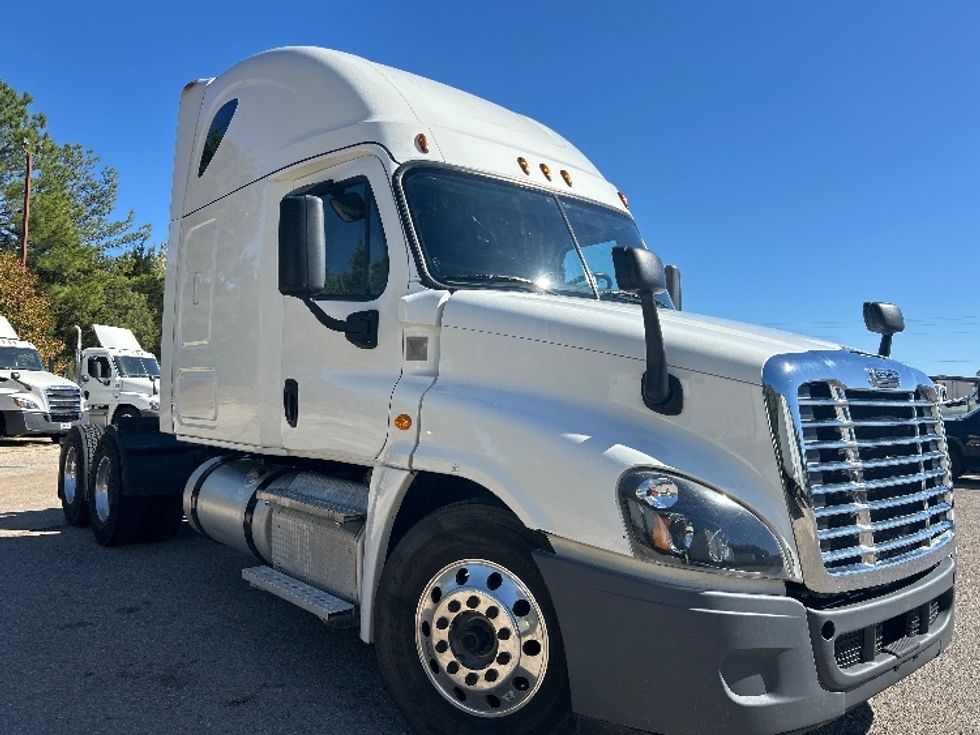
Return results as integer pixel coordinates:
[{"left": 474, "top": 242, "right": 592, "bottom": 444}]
[
  {"left": 612, "top": 247, "right": 682, "bottom": 415},
  {"left": 277, "top": 192, "right": 379, "bottom": 350},
  {"left": 11, "top": 371, "right": 20, "bottom": 382},
  {"left": 613, "top": 246, "right": 667, "bottom": 293},
  {"left": 665, "top": 265, "right": 682, "bottom": 311},
  {"left": 863, "top": 301, "right": 904, "bottom": 357},
  {"left": 278, "top": 194, "right": 326, "bottom": 297}
]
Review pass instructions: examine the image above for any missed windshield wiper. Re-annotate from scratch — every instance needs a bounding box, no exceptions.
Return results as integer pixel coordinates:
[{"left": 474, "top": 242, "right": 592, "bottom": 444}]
[
  {"left": 603, "top": 290, "right": 673, "bottom": 309},
  {"left": 441, "top": 274, "right": 555, "bottom": 294}
]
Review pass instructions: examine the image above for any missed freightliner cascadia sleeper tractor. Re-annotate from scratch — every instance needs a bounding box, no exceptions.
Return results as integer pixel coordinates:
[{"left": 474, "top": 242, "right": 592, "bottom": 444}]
[
  {"left": 58, "top": 48, "right": 955, "bottom": 735},
  {"left": 73, "top": 324, "right": 161, "bottom": 426},
  {"left": 1, "top": 315, "right": 82, "bottom": 440}
]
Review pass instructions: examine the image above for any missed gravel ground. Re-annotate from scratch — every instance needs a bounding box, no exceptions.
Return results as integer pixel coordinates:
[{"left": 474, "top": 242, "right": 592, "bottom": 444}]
[{"left": 0, "top": 437, "right": 976, "bottom": 735}]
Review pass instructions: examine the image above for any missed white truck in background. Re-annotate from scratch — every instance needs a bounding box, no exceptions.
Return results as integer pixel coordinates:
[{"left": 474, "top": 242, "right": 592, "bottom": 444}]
[
  {"left": 57, "top": 48, "right": 956, "bottom": 735},
  {"left": 0, "top": 315, "right": 82, "bottom": 441},
  {"left": 74, "top": 324, "right": 160, "bottom": 425}
]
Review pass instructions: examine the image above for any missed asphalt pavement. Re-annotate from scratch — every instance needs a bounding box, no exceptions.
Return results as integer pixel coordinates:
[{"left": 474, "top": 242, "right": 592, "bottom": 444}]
[{"left": 0, "top": 438, "right": 977, "bottom": 735}]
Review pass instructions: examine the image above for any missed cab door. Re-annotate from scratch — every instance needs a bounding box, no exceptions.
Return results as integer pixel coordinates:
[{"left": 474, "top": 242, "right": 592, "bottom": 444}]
[
  {"left": 81, "top": 352, "right": 114, "bottom": 408},
  {"left": 280, "top": 156, "right": 406, "bottom": 462}
]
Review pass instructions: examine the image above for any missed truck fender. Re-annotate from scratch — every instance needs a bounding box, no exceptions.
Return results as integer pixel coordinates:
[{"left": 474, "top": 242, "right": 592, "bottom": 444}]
[{"left": 360, "top": 465, "right": 415, "bottom": 642}]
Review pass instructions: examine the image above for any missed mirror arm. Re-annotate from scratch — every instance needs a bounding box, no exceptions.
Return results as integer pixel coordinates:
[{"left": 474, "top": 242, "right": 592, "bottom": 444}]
[
  {"left": 638, "top": 290, "right": 683, "bottom": 415},
  {"left": 301, "top": 298, "right": 378, "bottom": 349},
  {"left": 878, "top": 334, "right": 893, "bottom": 358}
]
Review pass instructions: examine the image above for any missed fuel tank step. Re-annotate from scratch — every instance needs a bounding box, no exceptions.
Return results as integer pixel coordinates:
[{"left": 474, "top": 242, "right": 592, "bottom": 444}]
[
  {"left": 242, "top": 566, "right": 356, "bottom": 625},
  {"left": 257, "top": 473, "right": 368, "bottom": 524}
]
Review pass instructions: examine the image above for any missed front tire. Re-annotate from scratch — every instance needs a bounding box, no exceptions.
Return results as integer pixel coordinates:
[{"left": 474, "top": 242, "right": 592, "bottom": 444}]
[{"left": 375, "top": 501, "right": 573, "bottom": 735}]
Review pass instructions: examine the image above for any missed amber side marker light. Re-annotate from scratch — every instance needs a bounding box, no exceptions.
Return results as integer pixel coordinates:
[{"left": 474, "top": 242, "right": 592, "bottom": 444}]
[
  {"left": 540, "top": 163, "right": 552, "bottom": 181},
  {"left": 415, "top": 133, "right": 429, "bottom": 153},
  {"left": 618, "top": 191, "right": 630, "bottom": 209},
  {"left": 394, "top": 413, "right": 413, "bottom": 431},
  {"left": 560, "top": 169, "right": 573, "bottom": 187},
  {"left": 517, "top": 157, "right": 530, "bottom": 175}
]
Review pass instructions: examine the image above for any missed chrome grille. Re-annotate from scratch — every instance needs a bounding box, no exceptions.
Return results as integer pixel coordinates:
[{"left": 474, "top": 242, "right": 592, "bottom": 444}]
[
  {"left": 45, "top": 386, "right": 82, "bottom": 422},
  {"left": 798, "top": 383, "right": 954, "bottom": 576}
]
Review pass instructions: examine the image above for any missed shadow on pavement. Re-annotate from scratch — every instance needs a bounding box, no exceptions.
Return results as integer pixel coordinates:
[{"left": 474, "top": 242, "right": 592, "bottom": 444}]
[
  {"left": 956, "top": 475, "right": 980, "bottom": 491},
  {"left": 806, "top": 702, "right": 873, "bottom": 735},
  {"left": 0, "top": 508, "right": 409, "bottom": 735}
]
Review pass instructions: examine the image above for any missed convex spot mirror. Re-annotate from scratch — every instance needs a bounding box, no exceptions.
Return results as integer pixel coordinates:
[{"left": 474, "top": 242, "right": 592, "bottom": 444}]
[
  {"left": 863, "top": 301, "right": 905, "bottom": 336},
  {"left": 863, "top": 301, "right": 905, "bottom": 358},
  {"left": 612, "top": 246, "right": 667, "bottom": 293},
  {"left": 278, "top": 194, "right": 327, "bottom": 297}
]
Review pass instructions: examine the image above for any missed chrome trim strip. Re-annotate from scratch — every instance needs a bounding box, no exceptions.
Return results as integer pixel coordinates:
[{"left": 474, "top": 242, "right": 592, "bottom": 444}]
[
  {"left": 820, "top": 531, "right": 954, "bottom": 576},
  {"left": 817, "top": 502, "right": 952, "bottom": 541},
  {"left": 805, "top": 433, "right": 942, "bottom": 451},
  {"left": 813, "top": 485, "right": 952, "bottom": 519},
  {"left": 807, "top": 450, "right": 946, "bottom": 473},
  {"left": 821, "top": 522, "right": 953, "bottom": 564},
  {"left": 801, "top": 416, "right": 938, "bottom": 430},
  {"left": 810, "top": 467, "right": 947, "bottom": 496},
  {"left": 799, "top": 398, "right": 936, "bottom": 408}
]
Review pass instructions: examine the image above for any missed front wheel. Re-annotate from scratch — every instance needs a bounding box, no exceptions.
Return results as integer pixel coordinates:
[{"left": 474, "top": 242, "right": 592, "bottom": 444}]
[{"left": 375, "top": 501, "right": 573, "bottom": 735}]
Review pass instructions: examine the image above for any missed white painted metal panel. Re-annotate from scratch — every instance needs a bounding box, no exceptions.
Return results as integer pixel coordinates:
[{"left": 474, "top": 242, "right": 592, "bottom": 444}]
[
  {"left": 92, "top": 324, "right": 142, "bottom": 351},
  {"left": 279, "top": 154, "right": 408, "bottom": 461}
]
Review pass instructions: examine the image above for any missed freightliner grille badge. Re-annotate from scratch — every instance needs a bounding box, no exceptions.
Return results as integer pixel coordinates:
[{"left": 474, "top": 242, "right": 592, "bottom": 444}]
[{"left": 866, "top": 367, "right": 901, "bottom": 389}]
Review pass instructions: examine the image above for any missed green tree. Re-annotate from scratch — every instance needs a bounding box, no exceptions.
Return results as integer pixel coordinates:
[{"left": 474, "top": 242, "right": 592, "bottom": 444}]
[{"left": 0, "top": 79, "right": 164, "bottom": 366}]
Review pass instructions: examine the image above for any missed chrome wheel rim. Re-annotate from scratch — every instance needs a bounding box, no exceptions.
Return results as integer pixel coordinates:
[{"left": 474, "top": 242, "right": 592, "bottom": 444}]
[
  {"left": 94, "top": 456, "right": 111, "bottom": 523},
  {"left": 63, "top": 445, "right": 78, "bottom": 504},
  {"left": 415, "top": 559, "right": 549, "bottom": 718}
]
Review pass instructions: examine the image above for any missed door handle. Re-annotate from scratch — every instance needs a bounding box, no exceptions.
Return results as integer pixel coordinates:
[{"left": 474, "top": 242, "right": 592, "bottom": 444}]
[{"left": 283, "top": 379, "right": 299, "bottom": 428}]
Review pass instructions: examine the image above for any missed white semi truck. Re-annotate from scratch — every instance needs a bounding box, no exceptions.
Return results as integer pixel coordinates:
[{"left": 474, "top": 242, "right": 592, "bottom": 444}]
[
  {"left": 0, "top": 315, "right": 82, "bottom": 441},
  {"left": 74, "top": 324, "right": 161, "bottom": 425},
  {"left": 58, "top": 48, "right": 955, "bottom": 735}
]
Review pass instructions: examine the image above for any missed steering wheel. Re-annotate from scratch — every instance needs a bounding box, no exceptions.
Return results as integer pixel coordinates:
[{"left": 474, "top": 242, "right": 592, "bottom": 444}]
[{"left": 569, "top": 273, "right": 614, "bottom": 290}]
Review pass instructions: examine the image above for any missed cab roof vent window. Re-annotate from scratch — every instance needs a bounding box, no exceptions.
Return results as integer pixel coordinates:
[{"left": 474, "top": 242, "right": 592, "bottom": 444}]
[{"left": 197, "top": 99, "right": 238, "bottom": 177}]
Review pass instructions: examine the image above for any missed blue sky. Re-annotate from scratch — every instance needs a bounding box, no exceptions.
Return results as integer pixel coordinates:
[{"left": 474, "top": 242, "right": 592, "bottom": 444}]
[{"left": 2, "top": 1, "right": 977, "bottom": 375}]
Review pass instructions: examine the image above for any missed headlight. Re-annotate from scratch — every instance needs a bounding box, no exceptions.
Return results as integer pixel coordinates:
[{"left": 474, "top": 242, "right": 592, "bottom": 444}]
[
  {"left": 619, "top": 469, "right": 788, "bottom": 578},
  {"left": 11, "top": 396, "right": 40, "bottom": 410}
]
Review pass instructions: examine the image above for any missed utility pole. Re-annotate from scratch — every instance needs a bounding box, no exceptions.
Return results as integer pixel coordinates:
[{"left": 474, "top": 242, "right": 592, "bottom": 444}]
[{"left": 20, "top": 147, "right": 33, "bottom": 271}]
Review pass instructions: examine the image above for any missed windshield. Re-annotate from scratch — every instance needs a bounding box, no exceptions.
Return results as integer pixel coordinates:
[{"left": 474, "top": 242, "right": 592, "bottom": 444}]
[
  {"left": 114, "top": 355, "right": 160, "bottom": 378},
  {"left": 0, "top": 346, "right": 43, "bottom": 371},
  {"left": 402, "top": 167, "right": 673, "bottom": 306}
]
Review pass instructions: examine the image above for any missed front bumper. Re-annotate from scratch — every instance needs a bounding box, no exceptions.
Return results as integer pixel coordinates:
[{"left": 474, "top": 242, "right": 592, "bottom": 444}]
[
  {"left": 1, "top": 410, "right": 80, "bottom": 437},
  {"left": 535, "top": 550, "right": 954, "bottom": 735}
]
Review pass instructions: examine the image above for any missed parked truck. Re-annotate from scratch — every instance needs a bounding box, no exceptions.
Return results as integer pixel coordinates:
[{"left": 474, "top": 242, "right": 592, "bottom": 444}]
[
  {"left": 0, "top": 315, "right": 82, "bottom": 441},
  {"left": 74, "top": 324, "right": 161, "bottom": 425},
  {"left": 58, "top": 48, "right": 956, "bottom": 735}
]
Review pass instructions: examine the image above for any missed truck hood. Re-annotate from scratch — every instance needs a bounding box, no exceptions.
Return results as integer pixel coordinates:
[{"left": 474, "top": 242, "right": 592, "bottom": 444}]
[
  {"left": 441, "top": 291, "right": 843, "bottom": 385},
  {"left": 0, "top": 369, "right": 79, "bottom": 392}
]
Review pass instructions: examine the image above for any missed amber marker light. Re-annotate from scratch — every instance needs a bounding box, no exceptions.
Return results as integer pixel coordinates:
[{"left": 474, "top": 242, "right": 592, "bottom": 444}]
[
  {"left": 394, "top": 413, "right": 413, "bottom": 431},
  {"left": 618, "top": 191, "right": 630, "bottom": 209},
  {"left": 517, "top": 156, "right": 530, "bottom": 175},
  {"left": 415, "top": 133, "right": 429, "bottom": 153},
  {"left": 539, "top": 163, "right": 552, "bottom": 180},
  {"left": 560, "top": 169, "right": 573, "bottom": 187}
]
